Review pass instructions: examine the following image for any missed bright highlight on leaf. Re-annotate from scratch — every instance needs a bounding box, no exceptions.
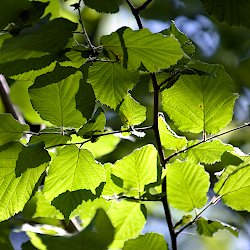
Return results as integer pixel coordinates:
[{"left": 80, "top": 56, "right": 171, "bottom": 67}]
[
  {"left": 29, "top": 64, "right": 86, "bottom": 127},
  {"left": 101, "top": 27, "right": 183, "bottom": 72},
  {"left": 0, "top": 142, "right": 49, "bottom": 222},
  {"left": 88, "top": 62, "right": 139, "bottom": 109},
  {"left": 158, "top": 114, "right": 187, "bottom": 151},
  {"left": 112, "top": 144, "right": 158, "bottom": 196},
  {"left": 167, "top": 160, "right": 210, "bottom": 212},
  {"left": 119, "top": 94, "right": 146, "bottom": 127},
  {"left": 214, "top": 156, "right": 250, "bottom": 211},
  {"left": 182, "top": 139, "right": 233, "bottom": 164},
  {"left": 43, "top": 145, "right": 105, "bottom": 201},
  {"left": 0, "top": 113, "right": 29, "bottom": 146},
  {"left": 123, "top": 233, "right": 168, "bottom": 250},
  {"left": 162, "top": 63, "right": 238, "bottom": 134}
]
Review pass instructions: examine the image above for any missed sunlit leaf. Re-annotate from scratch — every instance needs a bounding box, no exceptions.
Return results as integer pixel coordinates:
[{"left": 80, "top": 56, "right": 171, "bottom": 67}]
[
  {"left": 123, "top": 233, "right": 168, "bottom": 250},
  {"left": 0, "top": 142, "right": 50, "bottom": 221},
  {"left": 158, "top": 115, "right": 187, "bottom": 151},
  {"left": 29, "top": 64, "right": 86, "bottom": 127},
  {"left": 101, "top": 27, "right": 183, "bottom": 72},
  {"left": 43, "top": 145, "right": 105, "bottom": 201},
  {"left": 196, "top": 217, "right": 239, "bottom": 237},
  {"left": 112, "top": 145, "right": 158, "bottom": 197},
  {"left": 161, "top": 62, "right": 238, "bottom": 134},
  {"left": 167, "top": 160, "right": 210, "bottom": 212},
  {"left": 182, "top": 139, "right": 233, "bottom": 164},
  {"left": 0, "top": 114, "right": 29, "bottom": 146},
  {"left": 88, "top": 62, "right": 139, "bottom": 109},
  {"left": 214, "top": 156, "right": 250, "bottom": 211}
]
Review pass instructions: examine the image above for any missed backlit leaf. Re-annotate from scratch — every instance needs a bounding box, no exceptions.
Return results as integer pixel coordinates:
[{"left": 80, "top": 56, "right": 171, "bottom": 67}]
[
  {"left": 167, "top": 160, "right": 210, "bottom": 212},
  {"left": 214, "top": 156, "right": 250, "bottom": 211},
  {"left": 43, "top": 145, "right": 105, "bottom": 201},
  {"left": 162, "top": 63, "right": 238, "bottom": 134},
  {"left": 0, "top": 142, "right": 50, "bottom": 221},
  {"left": 0, "top": 114, "right": 29, "bottom": 146},
  {"left": 101, "top": 27, "right": 183, "bottom": 72},
  {"left": 88, "top": 62, "right": 139, "bottom": 109}
]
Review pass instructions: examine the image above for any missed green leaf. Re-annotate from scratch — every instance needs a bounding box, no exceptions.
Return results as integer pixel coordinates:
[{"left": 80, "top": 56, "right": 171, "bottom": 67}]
[
  {"left": 214, "top": 156, "right": 250, "bottom": 211},
  {"left": 101, "top": 27, "right": 183, "bottom": 72},
  {"left": 182, "top": 139, "right": 233, "bottom": 164},
  {"left": 107, "top": 201, "right": 147, "bottom": 249},
  {"left": 77, "top": 108, "right": 106, "bottom": 139},
  {"left": 167, "top": 160, "right": 210, "bottom": 212},
  {"left": 43, "top": 145, "right": 105, "bottom": 201},
  {"left": 29, "top": 64, "right": 86, "bottom": 127},
  {"left": 112, "top": 145, "right": 158, "bottom": 197},
  {"left": 0, "top": 114, "right": 29, "bottom": 146},
  {"left": 83, "top": 0, "right": 122, "bottom": 13},
  {"left": 33, "top": 191, "right": 64, "bottom": 220},
  {"left": 0, "top": 222, "right": 14, "bottom": 250},
  {"left": 158, "top": 115, "right": 187, "bottom": 151},
  {"left": 161, "top": 62, "right": 238, "bottom": 134},
  {"left": 201, "top": 0, "right": 250, "bottom": 28},
  {"left": 119, "top": 94, "right": 146, "bottom": 127},
  {"left": 34, "top": 209, "right": 114, "bottom": 250},
  {"left": 162, "top": 21, "right": 195, "bottom": 58},
  {"left": 0, "top": 142, "right": 50, "bottom": 221},
  {"left": 88, "top": 62, "right": 139, "bottom": 109},
  {"left": 173, "top": 215, "right": 193, "bottom": 230},
  {"left": 123, "top": 233, "right": 168, "bottom": 250},
  {"left": 196, "top": 217, "right": 239, "bottom": 237}
]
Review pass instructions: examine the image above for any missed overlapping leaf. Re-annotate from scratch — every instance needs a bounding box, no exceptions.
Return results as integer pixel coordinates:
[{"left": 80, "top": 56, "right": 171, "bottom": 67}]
[
  {"left": 29, "top": 64, "right": 86, "bottom": 127},
  {"left": 123, "top": 233, "right": 168, "bottom": 250},
  {"left": 214, "top": 156, "right": 250, "bottom": 211},
  {"left": 101, "top": 27, "right": 183, "bottom": 72},
  {"left": 0, "top": 114, "right": 29, "bottom": 146},
  {"left": 167, "top": 160, "right": 210, "bottom": 212},
  {"left": 43, "top": 145, "right": 105, "bottom": 201},
  {"left": 162, "top": 63, "right": 238, "bottom": 134},
  {"left": 158, "top": 115, "right": 187, "bottom": 151},
  {"left": 88, "top": 62, "right": 139, "bottom": 109},
  {"left": 0, "top": 142, "right": 50, "bottom": 221},
  {"left": 112, "top": 145, "right": 158, "bottom": 196},
  {"left": 119, "top": 94, "right": 146, "bottom": 127},
  {"left": 183, "top": 139, "right": 233, "bottom": 164}
]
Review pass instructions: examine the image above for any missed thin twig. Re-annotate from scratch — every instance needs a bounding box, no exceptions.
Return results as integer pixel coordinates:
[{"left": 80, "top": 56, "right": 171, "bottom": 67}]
[
  {"left": 165, "top": 122, "right": 250, "bottom": 163},
  {"left": 125, "top": 0, "right": 143, "bottom": 29},
  {"left": 136, "top": 0, "right": 153, "bottom": 12}
]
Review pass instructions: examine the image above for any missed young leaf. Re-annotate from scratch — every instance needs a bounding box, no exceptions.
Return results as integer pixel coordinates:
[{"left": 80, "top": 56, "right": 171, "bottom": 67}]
[
  {"left": 43, "top": 145, "right": 105, "bottom": 201},
  {"left": 196, "top": 217, "right": 239, "bottom": 237},
  {"left": 0, "top": 114, "right": 29, "bottom": 145},
  {"left": 182, "top": 139, "right": 233, "bottom": 164},
  {"left": 119, "top": 94, "right": 146, "bottom": 127},
  {"left": 161, "top": 63, "right": 238, "bottom": 134},
  {"left": 214, "top": 156, "right": 250, "bottom": 211},
  {"left": 123, "top": 233, "right": 168, "bottom": 250},
  {"left": 158, "top": 115, "right": 187, "bottom": 151},
  {"left": 88, "top": 62, "right": 139, "bottom": 109},
  {"left": 167, "top": 160, "right": 210, "bottom": 212},
  {"left": 83, "top": 0, "right": 122, "bottom": 13},
  {"left": 29, "top": 64, "right": 86, "bottom": 127},
  {"left": 101, "top": 27, "right": 183, "bottom": 72},
  {"left": 112, "top": 145, "right": 158, "bottom": 197},
  {"left": 0, "top": 142, "right": 50, "bottom": 222},
  {"left": 33, "top": 209, "right": 114, "bottom": 250}
]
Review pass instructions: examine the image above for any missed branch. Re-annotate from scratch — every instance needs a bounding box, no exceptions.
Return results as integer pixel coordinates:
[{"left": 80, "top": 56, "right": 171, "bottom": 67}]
[
  {"left": 136, "top": 0, "right": 153, "bottom": 12},
  {"left": 125, "top": 0, "right": 143, "bottom": 29},
  {"left": 165, "top": 122, "right": 250, "bottom": 163},
  {"left": 176, "top": 196, "right": 221, "bottom": 236}
]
